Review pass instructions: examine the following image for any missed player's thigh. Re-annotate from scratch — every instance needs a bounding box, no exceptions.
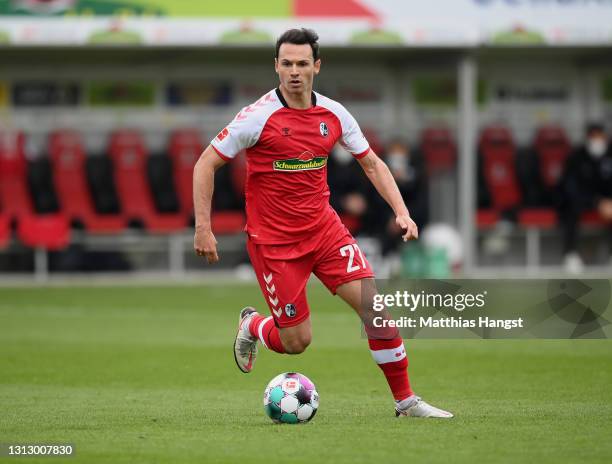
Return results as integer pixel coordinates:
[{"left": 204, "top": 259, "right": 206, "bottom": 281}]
[
  {"left": 247, "top": 238, "right": 313, "bottom": 329},
  {"left": 313, "top": 225, "right": 374, "bottom": 297}
]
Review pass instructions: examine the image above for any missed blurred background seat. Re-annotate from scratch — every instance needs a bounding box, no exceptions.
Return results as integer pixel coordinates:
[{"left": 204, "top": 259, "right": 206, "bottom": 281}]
[
  {"left": 17, "top": 213, "right": 70, "bottom": 250},
  {"left": 168, "top": 129, "right": 203, "bottom": 222},
  {"left": 0, "top": 132, "right": 33, "bottom": 221},
  {"left": 108, "top": 130, "right": 187, "bottom": 233},
  {"left": 0, "top": 214, "right": 10, "bottom": 249},
  {"left": 478, "top": 126, "right": 522, "bottom": 225},
  {"left": 49, "top": 130, "right": 125, "bottom": 233}
]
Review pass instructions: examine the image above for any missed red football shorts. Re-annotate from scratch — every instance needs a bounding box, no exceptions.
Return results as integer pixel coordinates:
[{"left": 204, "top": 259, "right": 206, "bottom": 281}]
[{"left": 247, "top": 215, "right": 374, "bottom": 328}]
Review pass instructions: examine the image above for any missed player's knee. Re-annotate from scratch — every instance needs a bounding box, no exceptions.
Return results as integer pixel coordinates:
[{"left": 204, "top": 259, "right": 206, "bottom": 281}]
[{"left": 283, "top": 333, "right": 311, "bottom": 354}]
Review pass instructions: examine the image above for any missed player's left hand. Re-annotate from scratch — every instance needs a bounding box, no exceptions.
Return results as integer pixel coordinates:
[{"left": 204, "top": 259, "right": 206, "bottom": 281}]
[{"left": 396, "top": 214, "right": 418, "bottom": 241}]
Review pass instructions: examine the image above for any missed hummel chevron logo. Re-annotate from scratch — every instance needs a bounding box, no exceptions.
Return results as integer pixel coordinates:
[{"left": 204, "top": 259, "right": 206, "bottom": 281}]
[
  {"left": 268, "top": 295, "right": 279, "bottom": 307},
  {"left": 235, "top": 94, "right": 275, "bottom": 121},
  {"left": 272, "top": 307, "right": 282, "bottom": 318},
  {"left": 235, "top": 107, "right": 252, "bottom": 121},
  {"left": 266, "top": 284, "right": 275, "bottom": 294},
  {"left": 263, "top": 273, "right": 273, "bottom": 284}
]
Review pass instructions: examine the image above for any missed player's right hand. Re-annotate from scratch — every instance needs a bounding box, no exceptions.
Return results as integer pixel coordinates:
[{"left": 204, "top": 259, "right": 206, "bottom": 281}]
[{"left": 194, "top": 227, "right": 219, "bottom": 264}]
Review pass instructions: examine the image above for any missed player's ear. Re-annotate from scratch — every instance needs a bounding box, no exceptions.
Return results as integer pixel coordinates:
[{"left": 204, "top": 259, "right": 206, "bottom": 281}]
[
  {"left": 314, "top": 58, "right": 321, "bottom": 75},
  {"left": 274, "top": 58, "right": 279, "bottom": 74}
]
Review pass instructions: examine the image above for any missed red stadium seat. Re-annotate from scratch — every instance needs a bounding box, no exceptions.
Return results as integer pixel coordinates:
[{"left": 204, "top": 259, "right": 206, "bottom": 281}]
[
  {"left": 533, "top": 126, "right": 571, "bottom": 189},
  {"left": 168, "top": 129, "right": 202, "bottom": 216},
  {"left": 518, "top": 208, "right": 557, "bottom": 228},
  {"left": 0, "top": 131, "right": 33, "bottom": 219},
  {"left": 49, "top": 130, "right": 125, "bottom": 233},
  {"left": 210, "top": 150, "right": 246, "bottom": 235},
  {"left": 0, "top": 214, "right": 10, "bottom": 248},
  {"left": 421, "top": 127, "right": 456, "bottom": 175},
  {"left": 362, "top": 128, "right": 383, "bottom": 155},
  {"left": 17, "top": 214, "right": 70, "bottom": 250},
  {"left": 211, "top": 211, "right": 245, "bottom": 234},
  {"left": 230, "top": 150, "right": 247, "bottom": 201},
  {"left": 169, "top": 131, "right": 245, "bottom": 234},
  {"left": 476, "top": 210, "right": 499, "bottom": 229},
  {"left": 518, "top": 209, "right": 604, "bottom": 273},
  {"left": 479, "top": 126, "right": 522, "bottom": 211},
  {"left": 580, "top": 210, "right": 606, "bottom": 227},
  {"left": 108, "top": 130, "right": 187, "bottom": 233}
]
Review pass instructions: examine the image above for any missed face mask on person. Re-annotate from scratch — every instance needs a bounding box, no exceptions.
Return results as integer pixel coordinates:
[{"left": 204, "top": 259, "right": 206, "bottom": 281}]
[
  {"left": 387, "top": 152, "right": 407, "bottom": 173},
  {"left": 587, "top": 138, "right": 607, "bottom": 158}
]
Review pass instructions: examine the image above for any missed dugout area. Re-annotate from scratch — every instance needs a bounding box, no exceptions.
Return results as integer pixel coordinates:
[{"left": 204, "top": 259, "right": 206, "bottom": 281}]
[{"left": 1, "top": 45, "right": 612, "bottom": 277}]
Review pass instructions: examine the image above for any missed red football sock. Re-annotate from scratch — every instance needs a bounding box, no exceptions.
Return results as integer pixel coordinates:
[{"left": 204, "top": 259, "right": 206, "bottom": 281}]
[
  {"left": 249, "top": 314, "right": 285, "bottom": 354},
  {"left": 368, "top": 337, "right": 413, "bottom": 401}
]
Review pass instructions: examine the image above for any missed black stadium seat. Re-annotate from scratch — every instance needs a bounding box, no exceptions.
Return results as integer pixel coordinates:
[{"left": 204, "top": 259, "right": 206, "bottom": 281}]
[
  {"left": 148, "top": 154, "right": 180, "bottom": 214},
  {"left": 28, "top": 157, "right": 59, "bottom": 214},
  {"left": 86, "top": 155, "right": 121, "bottom": 215}
]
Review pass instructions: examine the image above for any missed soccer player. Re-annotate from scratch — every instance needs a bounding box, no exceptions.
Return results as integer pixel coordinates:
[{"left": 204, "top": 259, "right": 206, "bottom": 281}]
[{"left": 193, "top": 28, "right": 453, "bottom": 418}]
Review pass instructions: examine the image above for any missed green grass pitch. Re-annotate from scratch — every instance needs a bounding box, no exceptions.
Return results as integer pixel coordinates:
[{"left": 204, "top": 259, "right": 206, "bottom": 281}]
[{"left": 1, "top": 283, "right": 611, "bottom": 463}]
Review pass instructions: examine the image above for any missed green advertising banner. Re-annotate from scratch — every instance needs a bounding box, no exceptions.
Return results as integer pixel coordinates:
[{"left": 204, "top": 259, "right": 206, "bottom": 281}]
[
  {"left": 0, "top": 0, "right": 291, "bottom": 17},
  {"left": 0, "top": 0, "right": 610, "bottom": 47},
  {"left": 412, "top": 77, "right": 488, "bottom": 107},
  {"left": 87, "top": 81, "right": 155, "bottom": 106}
]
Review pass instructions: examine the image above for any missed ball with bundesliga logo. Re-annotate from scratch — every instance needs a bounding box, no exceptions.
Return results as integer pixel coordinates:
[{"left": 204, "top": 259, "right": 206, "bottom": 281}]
[{"left": 263, "top": 372, "right": 319, "bottom": 424}]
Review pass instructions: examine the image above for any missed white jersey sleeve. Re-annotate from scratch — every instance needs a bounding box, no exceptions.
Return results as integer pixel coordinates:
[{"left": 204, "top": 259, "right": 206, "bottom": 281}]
[
  {"left": 210, "top": 90, "right": 283, "bottom": 161},
  {"left": 339, "top": 109, "right": 370, "bottom": 157},
  {"left": 315, "top": 92, "right": 370, "bottom": 158}
]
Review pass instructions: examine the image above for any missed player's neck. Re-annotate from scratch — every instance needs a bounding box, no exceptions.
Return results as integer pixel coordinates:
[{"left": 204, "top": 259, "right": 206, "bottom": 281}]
[{"left": 278, "top": 85, "right": 312, "bottom": 110}]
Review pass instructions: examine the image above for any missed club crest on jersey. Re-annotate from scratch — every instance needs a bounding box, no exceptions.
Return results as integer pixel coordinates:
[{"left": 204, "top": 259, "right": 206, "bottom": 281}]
[
  {"left": 285, "top": 304, "right": 296, "bottom": 318},
  {"left": 273, "top": 151, "right": 327, "bottom": 172},
  {"left": 319, "top": 122, "right": 329, "bottom": 137}
]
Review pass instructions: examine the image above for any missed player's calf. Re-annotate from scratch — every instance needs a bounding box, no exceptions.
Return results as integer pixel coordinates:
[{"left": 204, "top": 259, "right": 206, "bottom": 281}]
[
  {"left": 280, "top": 334, "right": 311, "bottom": 354},
  {"left": 278, "top": 319, "right": 312, "bottom": 354}
]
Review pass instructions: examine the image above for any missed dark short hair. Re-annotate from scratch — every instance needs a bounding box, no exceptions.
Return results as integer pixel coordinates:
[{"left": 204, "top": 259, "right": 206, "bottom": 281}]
[
  {"left": 586, "top": 122, "right": 605, "bottom": 136},
  {"left": 275, "top": 28, "right": 320, "bottom": 61}
]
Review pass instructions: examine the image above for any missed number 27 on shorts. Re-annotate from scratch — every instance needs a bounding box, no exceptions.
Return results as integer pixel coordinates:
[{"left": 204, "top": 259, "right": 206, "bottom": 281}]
[{"left": 339, "top": 244, "right": 366, "bottom": 273}]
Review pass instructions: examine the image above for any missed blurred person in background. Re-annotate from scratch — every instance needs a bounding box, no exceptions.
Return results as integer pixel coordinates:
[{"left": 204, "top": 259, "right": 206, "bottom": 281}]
[
  {"left": 327, "top": 144, "right": 371, "bottom": 232},
  {"left": 557, "top": 122, "right": 612, "bottom": 274},
  {"left": 370, "top": 139, "right": 429, "bottom": 257}
]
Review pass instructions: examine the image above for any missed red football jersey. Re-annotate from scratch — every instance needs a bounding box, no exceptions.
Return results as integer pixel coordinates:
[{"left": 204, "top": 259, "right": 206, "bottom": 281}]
[{"left": 211, "top": 88, "right": 370, "bottom": 244}]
